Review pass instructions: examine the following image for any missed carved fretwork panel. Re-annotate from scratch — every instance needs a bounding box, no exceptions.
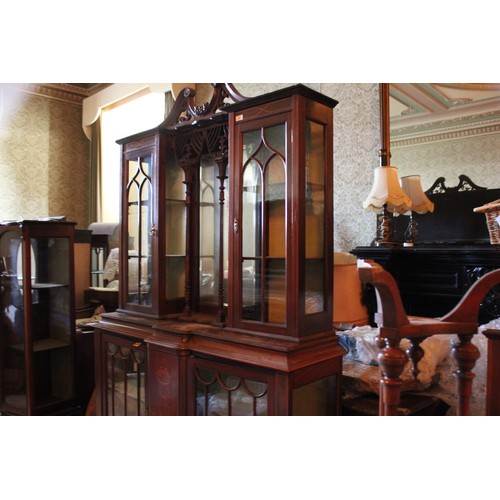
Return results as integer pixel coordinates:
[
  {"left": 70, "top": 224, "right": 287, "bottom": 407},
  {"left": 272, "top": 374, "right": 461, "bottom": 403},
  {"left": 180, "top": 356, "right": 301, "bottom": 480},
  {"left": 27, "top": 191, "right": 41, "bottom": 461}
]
[
  {"left": 193, "top": 362, "right": 269, "bottom": 416},
  {"left": 174, "top": 124, "right": 228, "bottom": 168}
]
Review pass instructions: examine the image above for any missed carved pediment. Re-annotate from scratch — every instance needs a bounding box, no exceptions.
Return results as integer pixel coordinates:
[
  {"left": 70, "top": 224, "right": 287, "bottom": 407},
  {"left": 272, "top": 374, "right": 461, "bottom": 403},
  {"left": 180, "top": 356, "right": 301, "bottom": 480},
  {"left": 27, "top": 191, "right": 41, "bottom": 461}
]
[{"left": 161, "top": 83, "right": 246, "bottom": 131}]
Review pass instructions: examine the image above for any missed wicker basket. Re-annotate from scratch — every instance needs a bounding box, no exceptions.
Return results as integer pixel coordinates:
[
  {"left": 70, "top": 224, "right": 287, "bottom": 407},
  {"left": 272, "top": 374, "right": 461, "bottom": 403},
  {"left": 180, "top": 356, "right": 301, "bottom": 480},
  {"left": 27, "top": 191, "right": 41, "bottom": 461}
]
[{"left": 474, "top": 199, "right": 500, "bottom": 244}]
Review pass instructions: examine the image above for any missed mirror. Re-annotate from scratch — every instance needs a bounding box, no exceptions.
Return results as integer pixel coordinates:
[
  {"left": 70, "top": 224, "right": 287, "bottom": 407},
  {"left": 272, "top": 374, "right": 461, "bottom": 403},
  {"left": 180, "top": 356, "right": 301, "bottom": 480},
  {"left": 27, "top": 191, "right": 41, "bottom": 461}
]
[{"left": 389, "top": 83, "right": 500, "bottom": 191}]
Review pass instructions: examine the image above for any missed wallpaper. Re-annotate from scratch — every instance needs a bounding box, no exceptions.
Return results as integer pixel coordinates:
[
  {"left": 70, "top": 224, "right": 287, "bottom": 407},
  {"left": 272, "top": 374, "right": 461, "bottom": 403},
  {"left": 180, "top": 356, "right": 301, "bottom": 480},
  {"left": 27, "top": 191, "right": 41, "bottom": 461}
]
[
  {"left": 0, "top": 86, "right": 90, "bottom": 229},
  {"left": 320, "top": 83, "right": 381, "bottom": 251},
  {"left": 392, "top": 133, "right": 500, "bottom": 191}
]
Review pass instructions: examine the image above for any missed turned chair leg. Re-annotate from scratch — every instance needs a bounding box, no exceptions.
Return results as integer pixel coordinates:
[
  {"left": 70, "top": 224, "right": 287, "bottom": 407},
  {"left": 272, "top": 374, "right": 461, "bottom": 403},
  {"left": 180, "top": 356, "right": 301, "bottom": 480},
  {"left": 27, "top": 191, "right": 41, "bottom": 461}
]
[
  {"left": 451, "top": 334, "right": 480, "bottom": 416},
  {"left": 377, "top": 338, "right": 408, "bottom": 416},
  {"left": 406, "top": 338, "right": 425, "bottom": 379}
]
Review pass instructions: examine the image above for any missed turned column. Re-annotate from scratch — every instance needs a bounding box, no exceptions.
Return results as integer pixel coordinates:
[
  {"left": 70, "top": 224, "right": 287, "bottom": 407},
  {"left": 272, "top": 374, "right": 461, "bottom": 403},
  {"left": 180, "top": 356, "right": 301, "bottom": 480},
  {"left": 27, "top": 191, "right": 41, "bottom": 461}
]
[
  {"left": 406, "top": 338, "right": 425, "bottom": 379},
  {"left": 451, "top": 334, "right": 480, "bottom": 416},
  {"left": 212, "top": 154, "right": 228, "bottom": 327},
  {"left": 181, "top": 164, "right": 196, "bottom": 317},
  {"left": 377, "top": 338, "right": 408, "bottom": 416}
]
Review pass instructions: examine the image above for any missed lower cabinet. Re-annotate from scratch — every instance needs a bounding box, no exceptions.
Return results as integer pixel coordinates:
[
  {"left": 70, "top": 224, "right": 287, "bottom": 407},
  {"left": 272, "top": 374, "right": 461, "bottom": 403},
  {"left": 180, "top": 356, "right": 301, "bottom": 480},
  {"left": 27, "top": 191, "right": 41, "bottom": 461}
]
[
  {"left": 93, "top": 313, "right": 344, "bottom": 416},
  {"left": 95, "top": 331, "right": 148, "bottom": 416},
  {"left": 187, "top": 357, "right": 337, "bottom": 416}
]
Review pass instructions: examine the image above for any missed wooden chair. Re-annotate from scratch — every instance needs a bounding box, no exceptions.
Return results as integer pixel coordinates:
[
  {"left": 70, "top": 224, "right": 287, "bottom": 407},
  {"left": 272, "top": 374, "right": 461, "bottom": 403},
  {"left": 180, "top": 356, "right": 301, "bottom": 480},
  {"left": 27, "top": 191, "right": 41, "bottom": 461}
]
[{"left": 357, "top": 259, "right": 500, "bottom": 416}]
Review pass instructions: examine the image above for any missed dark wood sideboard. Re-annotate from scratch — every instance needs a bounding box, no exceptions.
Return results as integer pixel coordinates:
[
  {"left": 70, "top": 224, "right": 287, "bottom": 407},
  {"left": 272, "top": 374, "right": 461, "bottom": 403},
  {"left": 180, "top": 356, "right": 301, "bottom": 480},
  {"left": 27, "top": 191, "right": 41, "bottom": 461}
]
[
  {"left": 351, "top": 245, "right": 500, "bottom": 324},
  {"left": 353, "top": 177, "right": 500, "bottom": 324}
]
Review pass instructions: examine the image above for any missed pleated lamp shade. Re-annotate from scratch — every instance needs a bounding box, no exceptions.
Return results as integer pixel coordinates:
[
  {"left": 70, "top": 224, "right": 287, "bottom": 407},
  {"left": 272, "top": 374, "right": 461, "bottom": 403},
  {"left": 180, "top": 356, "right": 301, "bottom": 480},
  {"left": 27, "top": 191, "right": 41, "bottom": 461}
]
[
  {"left": 363, "top": 166, "right": 412, "bottom": 214},
  {"left": 400, "top": 175, "right": 435, "bottom": 214}
]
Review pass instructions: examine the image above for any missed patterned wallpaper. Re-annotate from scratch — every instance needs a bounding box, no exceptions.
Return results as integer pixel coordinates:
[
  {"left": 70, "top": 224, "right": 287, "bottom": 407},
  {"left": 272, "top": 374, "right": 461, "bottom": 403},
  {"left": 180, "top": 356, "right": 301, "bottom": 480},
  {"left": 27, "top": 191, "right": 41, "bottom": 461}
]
[
  {"left": 392, "top": 133, "right": 500, "bottom": 191},
  {"left": 320, "top": 83, "right": 381, "bottom": 251},
  {"left": 0, "top": 85, "right": 90, "bottom": 228}
]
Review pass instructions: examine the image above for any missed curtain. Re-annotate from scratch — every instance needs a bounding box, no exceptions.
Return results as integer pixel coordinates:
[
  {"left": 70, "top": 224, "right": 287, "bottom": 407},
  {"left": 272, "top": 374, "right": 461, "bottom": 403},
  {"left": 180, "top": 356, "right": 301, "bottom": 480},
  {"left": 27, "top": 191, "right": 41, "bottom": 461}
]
[{"left": 89, "top": 115, "right": 102, "bottom": 223}]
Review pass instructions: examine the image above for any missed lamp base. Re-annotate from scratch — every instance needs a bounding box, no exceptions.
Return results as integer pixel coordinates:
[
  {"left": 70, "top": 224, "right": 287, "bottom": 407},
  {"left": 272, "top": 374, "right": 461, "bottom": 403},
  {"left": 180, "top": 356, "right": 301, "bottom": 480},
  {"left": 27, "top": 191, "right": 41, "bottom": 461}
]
[{"left": 375, "top": 207, "right": 393, "bottom": 245}]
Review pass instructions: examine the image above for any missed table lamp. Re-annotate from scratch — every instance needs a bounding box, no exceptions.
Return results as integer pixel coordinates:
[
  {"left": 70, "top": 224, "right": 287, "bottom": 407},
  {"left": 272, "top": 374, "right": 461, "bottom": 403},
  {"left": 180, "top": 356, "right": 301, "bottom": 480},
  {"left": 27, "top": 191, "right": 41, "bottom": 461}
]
[
  {"left": 363, "top": 84, "right": 412, "bottom": 246},
  {"left": 363, "top": 165, "right": 412, "bottom": 245},
  {"left": 400, "top": 174, "right": 435, "bottom": 246}
]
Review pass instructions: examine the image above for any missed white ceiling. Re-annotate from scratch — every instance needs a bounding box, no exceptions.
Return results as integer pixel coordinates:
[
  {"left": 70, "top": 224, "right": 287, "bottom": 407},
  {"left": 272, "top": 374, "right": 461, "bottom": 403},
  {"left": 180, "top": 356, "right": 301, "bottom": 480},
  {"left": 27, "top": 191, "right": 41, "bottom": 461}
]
[{"left": 389, "top": 83, "right": 500, "bottom": 145}]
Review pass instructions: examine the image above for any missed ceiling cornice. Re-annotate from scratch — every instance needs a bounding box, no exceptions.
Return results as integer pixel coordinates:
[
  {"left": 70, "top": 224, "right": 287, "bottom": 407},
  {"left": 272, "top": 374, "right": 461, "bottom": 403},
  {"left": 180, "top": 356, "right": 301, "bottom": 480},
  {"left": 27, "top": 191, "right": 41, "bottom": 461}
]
[
  {"left": 5, "top": 83, "right": 111, "bottom": 104},
  {"left": 391, "top": 120, "right": 500, "bottom": 148}
]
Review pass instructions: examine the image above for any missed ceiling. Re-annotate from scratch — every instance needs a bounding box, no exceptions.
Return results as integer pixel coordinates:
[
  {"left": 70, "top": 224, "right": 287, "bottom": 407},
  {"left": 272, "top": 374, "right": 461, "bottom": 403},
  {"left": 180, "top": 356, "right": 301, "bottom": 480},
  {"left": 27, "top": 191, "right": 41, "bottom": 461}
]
[{"left": 390, "top": 83, "right": 500, "bottom": 145}]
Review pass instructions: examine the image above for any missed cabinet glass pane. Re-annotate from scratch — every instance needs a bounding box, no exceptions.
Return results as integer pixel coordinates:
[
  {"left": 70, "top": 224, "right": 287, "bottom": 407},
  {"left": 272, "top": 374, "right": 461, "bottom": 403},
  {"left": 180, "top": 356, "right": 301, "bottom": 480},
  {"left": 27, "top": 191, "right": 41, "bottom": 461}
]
[
  {"left": 242, "top": 258, "right": 261, "bottom": 321},
  {"left": 241, "top": 124, "right": 286, "bottom": 324},
  {"left": 305, "top": 120, "right": 326, "bottom": 314},
  {"left": 199, "top": 158, "right": 216, "bottom": 304},
  {"left": 242, "top": 160, "right": 261, "bottom": 259},
  {"left": 0, "top": 231, "right": 26, "bottom": 411},
  {"left": 31, "top": 237, "right": 74, "bottom": 407},
  {"left": 265, "top": 156, "right": 286, "bottom": 257},
  {"left": 265, "top": 259, "right": 286, "bottom": 324},
  {"left": 104, "top": 339, "right": 146, "bottom": 416},
  {"left": 241, "top": 157, "right": 261, "bottom": 320},
  {"left": 165, "top": 150, "right": 186, "bottom": 300},
  {"left": 195, "top": 366, "right": 268, "bottom": 416},
  {"left": 127, "top": 156, "right": 152, "bottom": 306},
  {"left": 292, "top": 375, "right": 337, "bottom": 415}
]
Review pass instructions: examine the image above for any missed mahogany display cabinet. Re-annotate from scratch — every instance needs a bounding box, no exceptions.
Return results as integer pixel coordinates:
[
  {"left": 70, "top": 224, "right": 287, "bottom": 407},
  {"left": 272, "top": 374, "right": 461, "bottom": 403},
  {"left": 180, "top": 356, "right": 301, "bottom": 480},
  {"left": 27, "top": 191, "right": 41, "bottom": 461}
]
[
  {"left": 0, "top": 220, "right": 78, "bottom": 415},
  {"left": 93, "top": 84, "right": 345, "bottom": 416}
]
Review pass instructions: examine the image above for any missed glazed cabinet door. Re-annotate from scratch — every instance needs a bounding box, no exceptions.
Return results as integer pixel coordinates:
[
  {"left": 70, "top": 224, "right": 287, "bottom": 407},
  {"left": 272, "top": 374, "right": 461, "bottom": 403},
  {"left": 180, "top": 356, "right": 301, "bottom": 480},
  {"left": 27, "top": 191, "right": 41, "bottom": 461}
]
[
  {"left": 121, "top": 146, "right": 156, "bottom": 314},
  {"left": 119, "top": 133, "right": 188, "bottom": 318},
  {"left": 227, "top": 88, "right": 336, "bottom": 339},
  {"left": 189, "top": 357, "right": 272, "bottom": 416},
  {"left": 98, "top": 332, "right": 147, "bottom": 416},
  {"left": 230, "top": 113, "right": 291, "bottom": 336}
]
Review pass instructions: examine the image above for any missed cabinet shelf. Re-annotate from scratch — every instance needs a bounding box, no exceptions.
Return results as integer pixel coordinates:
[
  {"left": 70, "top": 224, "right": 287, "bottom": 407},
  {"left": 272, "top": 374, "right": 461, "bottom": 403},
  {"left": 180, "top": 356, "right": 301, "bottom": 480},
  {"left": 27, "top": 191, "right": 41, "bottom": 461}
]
[
  {"left": 2, "top": 394, "right": 73, "bottom": 415},
  {"left": 31, "top": 282, "right": 68, "bottom": 289},
  {"left": 11, "top": 338, "right": 71, "bottom": 352},
  {"left": 127, "top": 200, "right": 150, "bottom": 206},
  {"left": 242, "top": 256, "right": 286, "bottom": 260}
]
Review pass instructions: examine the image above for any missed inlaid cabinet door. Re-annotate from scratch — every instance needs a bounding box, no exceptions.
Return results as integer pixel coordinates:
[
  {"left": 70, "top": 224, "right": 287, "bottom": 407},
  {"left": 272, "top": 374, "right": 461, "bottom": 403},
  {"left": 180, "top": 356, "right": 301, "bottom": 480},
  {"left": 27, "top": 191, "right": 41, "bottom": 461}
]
[{"left": 100, "top": 332, "right": 147, "bottom": 416}]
